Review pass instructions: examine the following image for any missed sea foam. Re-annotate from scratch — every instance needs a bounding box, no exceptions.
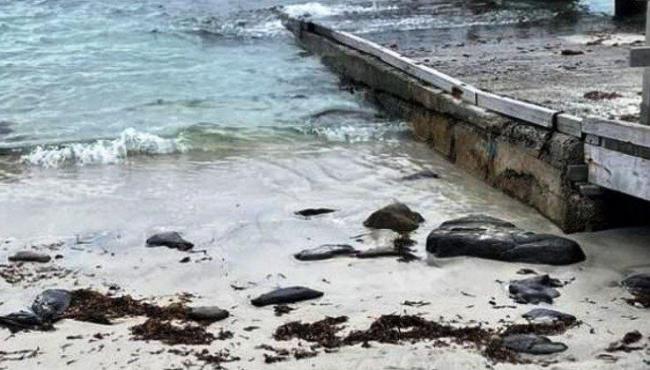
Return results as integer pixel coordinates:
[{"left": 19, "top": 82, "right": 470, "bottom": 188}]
[
  {"left": 22, "top": 128, "right": 185, "bottom": 168},
  {"left": 283, "top": 2, "right": 396, "bottom": 18}
]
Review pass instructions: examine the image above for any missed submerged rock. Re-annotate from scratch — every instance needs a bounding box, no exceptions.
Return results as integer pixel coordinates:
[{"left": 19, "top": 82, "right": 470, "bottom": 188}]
[
  {"left": 251, "top": 287, "right": 323, "bottom": 307},
  {"left": 401, "top": 170, "right": 440, "bottom": 181},
  {"left": 426, "top": 215, "right": 585, "bottom": 265},
  {"left": 522, "top": 308, "right": 576, "bottom": 324},
  {"left": 509, "top": 275, "right": 562, "bottom": 304},
  {"left": 0, "top": 121, "right": 13, "bottom": 136},
  {"left": 187, "top": 306, "right": 229, "bottom": 323},
  {"left": 364, "top": 202, "right": 424, "bottom": 233},
  {"left": 8, "top": 251, "right": 51, "bottom": 263},
  {"left": 294, "top": 244, "right": 356, "bottom": 261},
  {"left": 295, "top": 208, "right": 336, "bottom": 217},
  {"left": 502, "top": 334, "right": 568, "bottom": 355},
  {"left": 146, "top": 232, "right": 193, "bottom": 251}
]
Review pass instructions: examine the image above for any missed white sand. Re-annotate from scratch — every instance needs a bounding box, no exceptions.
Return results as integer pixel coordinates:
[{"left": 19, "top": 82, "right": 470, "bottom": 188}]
[{"left": 1, "top": 140, "right": 648, "bottom": 369}]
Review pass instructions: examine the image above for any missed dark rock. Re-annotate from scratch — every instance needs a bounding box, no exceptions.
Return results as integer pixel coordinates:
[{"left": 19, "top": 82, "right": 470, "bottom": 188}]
[
  {"left": 509, "top": 275, "right": 562, "bottom": 304},
  {"left": 502, "top": 334, "right": 568, "bottom": 354},
  {"left": 622, "top": 273, "right": 650, "bottom": 296},
  {"left": 0, "top": 289, "right": 71, "bottom": 332},
  {"left": 146, "top": 232, "right": 193, "bottom": 251},
  {"left": 274, "top": 304, "right": 295, "bottom": 316},
  {"left": 294, "top": 244, "right": 356, "bottom": 261},
  {"left": 561, "top": 49, "right": 584, "bottom": 56},
  {"left": 364, "top": 202, "right": 424, "bottom": 233},
  {"left": 356, "top": 246, "right": 418, "bottom": 262},
  {"left": 8, "top": 251, "right": 51, "bottom": 263},
  {"left": 0, "top": 311, "right": 43, "bottom": 332},
  {"left": 32, "top": 289, "right": 71, "bottom": 322},
  {"left": 426, "top": 215, "right": 586, "bottom": 265},
  {"left": 295, "top": 208, "right": 336, "bottom": 217},
  {"left": 584, "top": 91, "right": 622, "bottom": 101},
  {"left": 251, "top": 287, "right": 323, "bottom": 307},
  {"left": 179, "top": 256, "right": 190, "bottom": 263},
  {"left": 522, "top": 308, "right": 576, "bottom": 324},
  {"left": 187, "top": 306, "right": 229, "bottom": 323},
  {"left": 606, "top": 330, "right": 644, "bottom": 352},
  {"left": 401, "top": 170, "right": 440, "bottom": 181}
]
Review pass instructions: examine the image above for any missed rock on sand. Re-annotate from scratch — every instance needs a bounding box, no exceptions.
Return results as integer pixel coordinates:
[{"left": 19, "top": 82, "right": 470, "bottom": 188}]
[
  {"left": 364, "top": 202, "right": 424, "bottom": 233},
  {"left": 146, "top": 232, "right": 193, "bottom": 251},
  {"left": 8, "top": 251, "right": 51, "bottom": 263},
  {"left": 426, "top": 215, "right": 585, "bottom": 265},
  {"left": 251, "top": 287, "right": 323, "bottom": 307}
]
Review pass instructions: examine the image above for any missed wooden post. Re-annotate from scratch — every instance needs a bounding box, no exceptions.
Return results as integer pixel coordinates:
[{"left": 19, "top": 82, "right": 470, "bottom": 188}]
[{"left": 640, "top": 2, "right": 650, "bottom": 125}]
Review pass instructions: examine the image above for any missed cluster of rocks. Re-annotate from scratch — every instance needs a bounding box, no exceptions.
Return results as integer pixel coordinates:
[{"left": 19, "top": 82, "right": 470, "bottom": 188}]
[
  {"left": 6, "top": 200, "right": 648, "bottom": 366},
  {"left": 294, "top": 202, "right": 423, "bottom": 264}
]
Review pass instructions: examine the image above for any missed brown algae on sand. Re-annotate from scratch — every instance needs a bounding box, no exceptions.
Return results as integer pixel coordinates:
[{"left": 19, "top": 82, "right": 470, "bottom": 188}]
[{"left": 273, "top": 314, "right": 578, "bottom": 363}]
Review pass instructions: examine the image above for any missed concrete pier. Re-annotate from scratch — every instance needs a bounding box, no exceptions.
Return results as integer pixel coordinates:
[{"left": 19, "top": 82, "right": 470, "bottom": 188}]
[{"left": 282, "top": 15, "right": 650, "bottom": 233}]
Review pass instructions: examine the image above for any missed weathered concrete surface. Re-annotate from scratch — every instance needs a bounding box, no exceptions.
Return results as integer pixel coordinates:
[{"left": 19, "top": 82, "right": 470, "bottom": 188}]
[
  {"left": 291, "top": 26, "right": 604, "bottom": 232},
  {"left": 367, "top": 12, "right": 645, "bottom": 121}
]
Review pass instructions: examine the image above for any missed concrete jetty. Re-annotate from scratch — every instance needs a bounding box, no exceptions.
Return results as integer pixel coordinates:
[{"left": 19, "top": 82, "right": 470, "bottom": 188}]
[{"left": 281, "top": 8, "right": 650, "bottom": 233}]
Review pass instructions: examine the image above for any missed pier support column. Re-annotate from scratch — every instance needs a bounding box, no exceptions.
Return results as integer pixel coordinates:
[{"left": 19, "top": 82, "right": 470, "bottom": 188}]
[{"left": 615, "top": 0, "right": 646, "bottom": 18}]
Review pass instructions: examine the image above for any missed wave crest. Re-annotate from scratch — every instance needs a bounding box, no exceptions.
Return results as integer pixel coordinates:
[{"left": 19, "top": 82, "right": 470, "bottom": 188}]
[
  {"left": 22, "top": 128, "right": 185, "bottom": 168},
  {"left": 283, "top": 2, "right": 397, "bottom": 18}
]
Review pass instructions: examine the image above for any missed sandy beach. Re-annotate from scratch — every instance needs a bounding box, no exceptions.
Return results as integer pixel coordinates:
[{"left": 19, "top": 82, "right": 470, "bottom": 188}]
[
  {"left": 1, "top": 137, "right": 649, "bottom": 369},
  {"left": 1, "top": 1, "right": 650, "bottom": 369}
]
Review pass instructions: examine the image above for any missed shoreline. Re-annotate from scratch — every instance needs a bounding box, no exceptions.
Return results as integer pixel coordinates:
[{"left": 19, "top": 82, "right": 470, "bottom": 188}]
[{"left": 1, "top": 146, "right": 649, "bottom": 368}]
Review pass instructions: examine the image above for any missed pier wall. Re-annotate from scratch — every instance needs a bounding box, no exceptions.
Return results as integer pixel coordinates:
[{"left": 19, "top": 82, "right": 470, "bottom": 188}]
[{"left": 283, "top": 18, "right": 632, "bottom": 233}]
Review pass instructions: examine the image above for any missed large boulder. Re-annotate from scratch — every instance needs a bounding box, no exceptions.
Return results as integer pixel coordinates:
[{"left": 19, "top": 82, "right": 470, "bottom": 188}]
[
  {"left": 426, "top": 215, "right": 585, "bottom": 265},
  {"left": 364, "top": 202, "right": 424, "bottom": 233}
]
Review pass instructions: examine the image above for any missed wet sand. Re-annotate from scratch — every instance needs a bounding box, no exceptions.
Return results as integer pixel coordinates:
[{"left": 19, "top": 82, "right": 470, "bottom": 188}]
[{"left": 1, "top": 138, "right": 649, "bottom": 369}]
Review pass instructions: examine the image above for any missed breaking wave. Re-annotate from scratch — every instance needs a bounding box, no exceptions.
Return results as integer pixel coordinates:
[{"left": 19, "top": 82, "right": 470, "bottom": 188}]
[
  {"left": 21, "top": 129, "right": 186, "bottom": 168},
  {"left": 17, "top": 117, "right": 408, "bottom": 168},
  {"left": 282, "top": 2, "right": 397, "bottom": 18}
]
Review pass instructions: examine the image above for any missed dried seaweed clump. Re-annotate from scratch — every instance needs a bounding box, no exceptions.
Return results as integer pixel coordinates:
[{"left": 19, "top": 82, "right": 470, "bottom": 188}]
[{"left": 274, "top": 314, "right": 577, "bottom": 364}]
